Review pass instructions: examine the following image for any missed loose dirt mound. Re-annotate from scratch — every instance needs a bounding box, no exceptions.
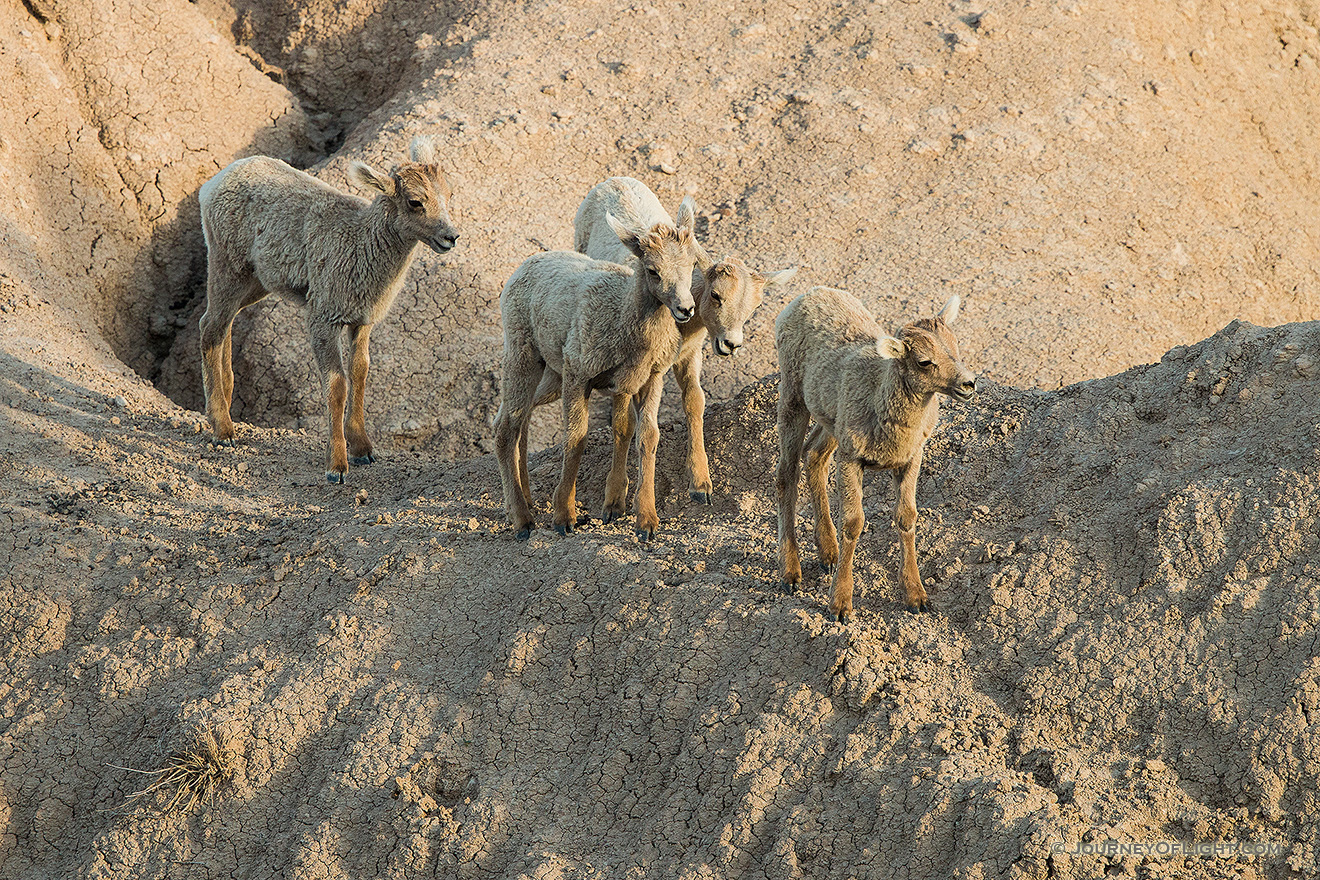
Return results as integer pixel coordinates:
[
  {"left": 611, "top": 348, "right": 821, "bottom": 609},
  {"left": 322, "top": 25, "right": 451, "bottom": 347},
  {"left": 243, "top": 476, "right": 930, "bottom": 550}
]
[{"left": 2, "top": 317, "right": 1318, "bottom": 879}]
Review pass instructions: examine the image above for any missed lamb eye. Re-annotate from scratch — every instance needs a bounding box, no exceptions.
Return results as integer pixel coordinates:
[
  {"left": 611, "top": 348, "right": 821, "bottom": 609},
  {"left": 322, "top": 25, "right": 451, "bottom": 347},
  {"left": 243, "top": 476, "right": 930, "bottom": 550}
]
[
  {"left": 647, "top": 267, "right": 660, "bottom": 277},
  {"left": 917, "top": 358, "right": 935, "bottom": 368},
  {"left": 407, "top": 198, "right": 424, "bottom": 210},
  {"left": 710, "top": 293, "right": 722, "bottom": 305}
]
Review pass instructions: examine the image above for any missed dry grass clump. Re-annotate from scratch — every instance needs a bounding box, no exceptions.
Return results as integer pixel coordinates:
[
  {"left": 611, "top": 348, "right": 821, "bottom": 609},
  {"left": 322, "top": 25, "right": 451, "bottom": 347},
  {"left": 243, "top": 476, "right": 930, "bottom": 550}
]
[{"left": 114, "top": 727, "right": 237, "bottom": 814}]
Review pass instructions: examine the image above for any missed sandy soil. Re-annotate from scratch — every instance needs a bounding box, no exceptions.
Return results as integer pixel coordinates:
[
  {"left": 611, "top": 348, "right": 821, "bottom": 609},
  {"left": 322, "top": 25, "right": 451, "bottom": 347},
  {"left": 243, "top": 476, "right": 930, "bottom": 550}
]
[{"left": 2, "top": 0, "right": 1319, "bottom": 878}]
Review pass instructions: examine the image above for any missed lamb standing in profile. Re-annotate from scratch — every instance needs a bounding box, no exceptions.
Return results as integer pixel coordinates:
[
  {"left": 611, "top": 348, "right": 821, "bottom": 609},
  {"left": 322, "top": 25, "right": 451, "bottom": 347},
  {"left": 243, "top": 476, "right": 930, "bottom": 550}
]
[
  {"left": 774, "top": 287, "right": 976, "bottom": 621},
  {"left": 197, "top": 137, "right": 458, "bottom": 483},
  {"left": 494, "top": 200, "right": 701, "bottom": 541},
  {"left": 571, "top": 177, "right": 797, "bottom": 505}
]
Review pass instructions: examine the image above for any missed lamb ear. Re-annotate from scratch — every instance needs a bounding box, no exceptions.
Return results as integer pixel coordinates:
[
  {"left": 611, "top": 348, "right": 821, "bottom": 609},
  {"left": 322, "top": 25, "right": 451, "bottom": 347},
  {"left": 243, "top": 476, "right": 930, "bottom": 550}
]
[
  {"left": 675, "top": 195, "right": 697, "bottom": 234},
  {"left": 877, "top": 335, "right": 907, "bottom": 359},
  {"left": 761, "top": 266, "right": 799, "bottom": 288},
  {"left": 693, "top": 240, "right": 714, "bottom": 272},
  {"left": 938, "top": 294, "right": 961, "bottom": 325},
  {"left": 409, "top": 135, "right": 438, "bottom": 165},
  {"left": 349, "top": 161, "right": 395, "bottom": 195},
  {"left": 606, "top": 213, "right": 645, "bottom": 257}
]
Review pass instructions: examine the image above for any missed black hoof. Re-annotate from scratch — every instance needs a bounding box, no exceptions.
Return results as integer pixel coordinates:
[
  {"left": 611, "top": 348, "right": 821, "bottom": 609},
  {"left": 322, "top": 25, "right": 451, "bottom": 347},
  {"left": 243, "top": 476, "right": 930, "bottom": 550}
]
[
  {"left": 689, "top": 490, "right": 712, "bottom": 505},
  {"left": 515, "top": 526, "right": 532, "bottom": 542},
  {"left": 325, "top": 471, "right": 345, "bottom": 484},
  {"left": 602, "top": 510, "right": 620, "bottom": 525},
  {"left": 782, "top": 580, "right": 799, "bottom": 594},
  {"left": 554, "top": 522, "right": 573, "bottom": 536},
  {"left": 214, "top": 437, "right": 235, "bottom": 448},
  {"left": 821, "top": 561, "right": 835, "bottom": 575},
  {"left": 635, "top": 528, "right": 655, "bottom": 542},
  {"left": 350, "top": 453, "right": 376, "bottom": 466},
  {"left": 835, "top": 611, "right": 852, "bottom": 624},
  {"left": 906, "top": 601, "right": 930, "bottom": 614}
]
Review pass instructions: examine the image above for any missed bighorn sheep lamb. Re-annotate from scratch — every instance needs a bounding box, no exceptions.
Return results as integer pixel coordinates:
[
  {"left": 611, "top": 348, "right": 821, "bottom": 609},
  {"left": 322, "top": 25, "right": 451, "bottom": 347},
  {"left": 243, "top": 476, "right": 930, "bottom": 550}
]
[
  {"left": 571, "top": 176, "right": 797, "bottom": 505},
  {"left": 197, "top": 137, "right": 458, "bottom": 483},
  {"left": 774, "top": 287, "right": 976, "bottom": 621},
  {"left": 494, "top": 200, "right": 702, "bottom": 541}
]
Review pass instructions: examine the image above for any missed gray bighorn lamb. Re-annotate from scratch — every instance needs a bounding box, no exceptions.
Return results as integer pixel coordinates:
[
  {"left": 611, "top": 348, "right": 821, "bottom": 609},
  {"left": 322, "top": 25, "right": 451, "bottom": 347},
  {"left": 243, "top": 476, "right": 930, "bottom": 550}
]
[
  {"left": 197, "top": 138, "right": 458, "bottom": 483},
  {"left": 775, "top": 287, "right": 976, "bottom": 621},
  {"left": 571, "top": 176, "right": 796, "bottom": 504},
  {"left": 494, "top": 202, "right": 701, "bottom": 540}
]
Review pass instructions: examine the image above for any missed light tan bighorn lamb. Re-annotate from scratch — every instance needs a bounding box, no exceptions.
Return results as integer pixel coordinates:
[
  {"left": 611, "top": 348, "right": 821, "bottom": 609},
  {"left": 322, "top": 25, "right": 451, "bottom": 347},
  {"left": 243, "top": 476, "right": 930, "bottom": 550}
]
[
  {"left": 494, "top": 200, "right": 701, "bottom": 541},
  {"left": 197, "top": 138, "right": 458, "bottom": 483},
  {"left": 775, "top": 287, "right": 976, "bottom": 621},
  {"left": 570, "top": 176, "right": 797, "bottom": 505}
]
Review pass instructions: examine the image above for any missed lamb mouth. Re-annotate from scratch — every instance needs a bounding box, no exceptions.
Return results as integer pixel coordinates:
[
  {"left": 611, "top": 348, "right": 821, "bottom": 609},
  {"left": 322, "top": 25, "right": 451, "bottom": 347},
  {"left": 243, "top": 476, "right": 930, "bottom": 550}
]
[
  {"left": 951, "top": 386, "right": 976, "bottom": 401},
  {"left": 427, "top": 239, "right": 455, "bottom": 254},
  {"left": 713, "top": 339, "right": 733, "bottom": 357}
]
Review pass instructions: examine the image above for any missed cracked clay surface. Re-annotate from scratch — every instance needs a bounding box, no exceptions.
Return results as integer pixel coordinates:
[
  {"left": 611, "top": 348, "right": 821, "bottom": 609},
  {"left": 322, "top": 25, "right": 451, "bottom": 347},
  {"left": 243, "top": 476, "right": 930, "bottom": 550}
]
[{"left": 3, "top": 319, "right": 1320, "bottom": 879}]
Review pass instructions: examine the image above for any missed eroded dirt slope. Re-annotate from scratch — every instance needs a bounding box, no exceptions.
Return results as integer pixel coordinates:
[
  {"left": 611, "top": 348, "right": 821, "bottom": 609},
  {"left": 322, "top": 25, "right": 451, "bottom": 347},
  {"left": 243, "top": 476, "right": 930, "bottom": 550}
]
[
  {"left": 152, "top": 0, "right": 1320, "bottom": 458},
  {"left": 0, "top": 0, "right": 309, "bottom": 377},
  {"left": 2, "top": 317, "right": 1317, "bottom": 879},
  {"left": 3, "top": 0, "right": 1320, "bottom": 877}
]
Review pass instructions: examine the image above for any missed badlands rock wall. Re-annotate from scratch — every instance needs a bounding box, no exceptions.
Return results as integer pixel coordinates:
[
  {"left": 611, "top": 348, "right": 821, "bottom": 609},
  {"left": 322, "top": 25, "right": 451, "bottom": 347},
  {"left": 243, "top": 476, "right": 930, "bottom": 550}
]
[{"left": 150, "top": 0, "right": 1320, "bottom": 458}]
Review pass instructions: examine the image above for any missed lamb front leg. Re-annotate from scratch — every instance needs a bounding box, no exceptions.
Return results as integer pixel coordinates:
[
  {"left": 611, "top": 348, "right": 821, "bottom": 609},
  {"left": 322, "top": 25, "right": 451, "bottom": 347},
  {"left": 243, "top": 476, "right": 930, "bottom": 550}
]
[
  {"left": 673, "top": 352, "right": 712, "bottom": 504},
  {"left": 892, "top": 449, "right": 928, "bottom": 612},
  {"left": 632, "top": 371, "right": 665, "bottom": 541}
]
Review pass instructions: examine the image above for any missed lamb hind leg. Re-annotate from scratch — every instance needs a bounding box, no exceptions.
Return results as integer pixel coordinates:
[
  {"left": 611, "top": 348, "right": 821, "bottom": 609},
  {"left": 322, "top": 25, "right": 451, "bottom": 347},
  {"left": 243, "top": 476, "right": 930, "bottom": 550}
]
[
  {"left": 345, "top": 323, "right": 376, "bottom": 465},
  {"left": 804, "top": 424, "right": 838, "bottom": 573},
  {"left": 199, "top": 312, "right": 236, "bottom": 444},
  {"left": 198, "top": 269, "right": 260, "bottom": 445},
  {"left": 310, "top": 319, "right": 350, "bottom": 483},
  {"left": 830, "top": 458, "right": 866, "bottom": 623},
  {"left": 494, "top": 356, "right": 543, "bottom": 539},
  {"left": 775, "top": 402, "right": 810, "bottom": 592},
  {"left": 517, "top": 368, "right": 562, "bottom": 507},
  {"left": 602, "top": 393, "right": 637, "bottom": 524},
  {"left": 552, "top": 378, "right": 591, "bottom": 535}
]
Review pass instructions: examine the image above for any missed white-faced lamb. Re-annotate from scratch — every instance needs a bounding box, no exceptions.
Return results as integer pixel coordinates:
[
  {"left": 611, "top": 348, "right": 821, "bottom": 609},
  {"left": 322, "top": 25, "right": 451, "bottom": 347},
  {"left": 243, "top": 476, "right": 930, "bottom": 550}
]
[
  {"left": 494, "top": 199, "right": 701, "bottom": 540},
  {"left": 570, "top": 176, "right": 796, "bottom": 505},
  {"left": 774, "top": 287, "right": 976, "bottom": 621},
  {"left": 197, "top": 137, "right": 458, "bottom": 483}
]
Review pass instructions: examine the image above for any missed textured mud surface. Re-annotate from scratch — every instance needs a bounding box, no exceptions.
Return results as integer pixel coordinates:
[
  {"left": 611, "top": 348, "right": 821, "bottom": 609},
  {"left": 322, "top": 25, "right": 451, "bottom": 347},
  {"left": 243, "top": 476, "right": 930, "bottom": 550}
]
[
  {"left": 3, "top": 319, "right": 1319, "bottom": 879},
  {"left": 2, "top": 0, "right": 1320, "bottom": 878}
]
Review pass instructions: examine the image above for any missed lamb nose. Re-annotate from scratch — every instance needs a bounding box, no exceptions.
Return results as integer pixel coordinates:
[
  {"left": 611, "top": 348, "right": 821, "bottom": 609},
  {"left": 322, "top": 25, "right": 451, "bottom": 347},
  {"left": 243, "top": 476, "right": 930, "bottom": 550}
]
[{"left": 676, "top": 306, "right": 694, "bottom": 321}]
